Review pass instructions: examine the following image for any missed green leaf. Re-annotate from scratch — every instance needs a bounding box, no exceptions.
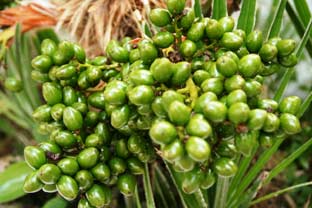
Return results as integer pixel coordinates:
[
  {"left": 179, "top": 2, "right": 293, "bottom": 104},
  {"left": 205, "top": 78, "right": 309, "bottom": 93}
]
[
  {"left": 212, "top": 0, "right": 227, "bottom": 19},
  {"left": 0, "top": 162, "right": 32, "bottom": 203},
  {"left": 143, "top": 164, "right": 156, "bottom": 208},
  {"left": 43, "top": 196, "right": 68, "bottom": 208},
  {"left": 250, "top": 181, "right": 312, "bottom": 205},
  {"left": 237, "top": 0, "right": 257, "bottom": 34},
  {"left": 227, "top": 136, "right": 285, "bottom": 208},
  {"left": 213, "top": 176, "right": 230, "bottom": 208},
  {"left": 194, "top": 0, "right": 203, "bottom": 19},
  {"left": 286, "top": 2, "right": 312, "bottom": 57},
  {"left": 296, "top": 91, "right": 312, "bottom": 118},
  {"left": 293, "top": 0, "right": 311, "bottom": 26},
  {"left": 273, "top": 17, "right": 312, "bottom": 102},
  {"left": 264, "top": 137, "right": 312, "bottom": 185},
  {"left": 267, "top": 0, "right": 287, "bottom": 39},
  {"left": 163, "top": 161, "right": 204, "bottom": 208}
]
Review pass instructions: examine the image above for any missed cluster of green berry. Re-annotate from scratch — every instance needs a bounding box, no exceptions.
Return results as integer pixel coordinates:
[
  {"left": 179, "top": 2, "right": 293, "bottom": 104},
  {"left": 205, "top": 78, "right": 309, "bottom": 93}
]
[
  {"left": 23, "top": 38, "right": 156, "bottom": 207},
  {"left": 22, "top": 0, "right": 303, "bottom": 206}
]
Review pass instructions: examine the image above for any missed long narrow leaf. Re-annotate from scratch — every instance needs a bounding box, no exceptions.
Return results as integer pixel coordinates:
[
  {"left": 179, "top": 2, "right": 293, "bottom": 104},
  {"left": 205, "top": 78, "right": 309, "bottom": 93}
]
[
  {"left": 227, "top": 137, "right": 284, "bottom": 207},
  {"left": 42, "top": 196, "right": 68, "bottom": 208},
  {"left": 293, "top": 0, "right": 311, "bottom": 26},
  {"left": 237, "top": 0, "right": 257, "bottom": 34},
  {"left": 250, "top": 181, "right": 312, "bottom": 205},
  {"left": 164, "top": 161, "right": 202, "bottom": 208},
  {"left": 264, "top": 137, "right": 312, "bottom": 185},
  {"left": 143, "top": 164, "right": 156, "bottom": 208},
  {"left": 0, "top": 162, "right": 32, "bottom": 203},
  {"left": 286, "top": 2, "right": 312, "bottom": 57},
  {"left": 212, "top": 0, "right": 227, "bottom": 19},
  {"left": 297, "top": 91, "right": 312, "bottom": 118},
  {"left": 194, "top": 0, "right": 203, "bottom": 19},
  {"left": 273, "top": 17, "right": 312, "bottom": 102},
  {"left": 229, "top": 146, "right": 258, "bottom": 195},
  {"left": 267, "top": 0, "right": 287, "bottom": 39}
]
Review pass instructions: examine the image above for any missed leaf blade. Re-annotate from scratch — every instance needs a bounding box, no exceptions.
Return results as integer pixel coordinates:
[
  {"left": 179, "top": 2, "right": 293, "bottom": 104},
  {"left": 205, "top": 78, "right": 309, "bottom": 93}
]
[
  {"left": 0, "top": 162, "right": 32, "bottom": 203},
  {"left": 237, "top": 0, "right": 257, "bottom": 34},
  {"left": 267, "top": 0, "right": 287, "bottom": 39},
  {"left": 212, "top": 0, "right": 227, "bottom": 19}
]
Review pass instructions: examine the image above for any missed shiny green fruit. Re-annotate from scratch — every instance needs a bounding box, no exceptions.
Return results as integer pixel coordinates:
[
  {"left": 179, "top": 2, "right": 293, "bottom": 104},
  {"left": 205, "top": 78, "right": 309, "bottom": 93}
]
[
  {"left": 111, "top": 105, "right": 130, "bottom": 129},
  {"left": 54, "top": 130, "right": 77, "bottom": 149},
  {"left": 171, "top": 61, "right": 192, "bottom": 85},
  {"left": 186, "top": 114, "right": 212, "bottom": 139},
  {"left": 259, "top": 43, "right": 278, "bottom": 62},
  {"left": 150, "top": 57, "right": 174, "bottom": 83},
  {"left": 86, "top": 184, "right": 111, "bottom": 207},
  {"left": 4, "top": 77, "right": 23, "bottom": 92},
  {"left": 216, "top": 55, "right": 238, "bottom": 77},
  {"left": 149, "top": 120, "right": 177, "bottom": 145},
  {"left": 152, "top": 31, "right": 174, "bottom": 48},
  {"left": 179, "top": 40, "right": 197, "bottom": 57},
  {"left": 162, "top": 139, "right": 184, "bottom": 163},
  {"left": 248, "top": 109, "right": 268, "bottom": 130},
  {"left": 57, "top": 157, "right": 79, "bottom": 176},
  {"left": 23, "top": 171, "right": 43, "bottom": 193},
  {"left": 63, "top": 107, "right": 83, "bottom": 130},
  {"left": 77, "top": 147, "right": 100, "bottom": 169},
  {"left": 206, "top": 19, "right": 224, "bottom": 39},
  {"left": 117, "top": 174, "right": 136, "bottom": 196},
  {"left": 128, "top": 85, "right": 154, "bottom": 105},
  {"left": 279, "top": 96, "right": 301, "bottom": 115},
  {"left": 24, "top": 146, "right": 47, "bottom": 169},
  {"left": 219, "top": 16, "right": 235, "bottom": 32},
  {"left": 31, "top": 55, "right": 53, "bottom": 73},
  {"left": 38, "top": 164, "right": 61, "bottom": 184},
  {"left": 238, "top": 54, "right": 262, "bottom": 78},
  {"left": 228, "top": 102, "right": 250, "bottom": 124},
  {"left": 149, "top": 8, "right": 171, "bottom": 27},
  {"left": 214, "top": 158, "right": 237, "bottom": 177},
  {"left": 138, "top": 40, "right": 158, "bottom": 64},
  {"left": 41, "top": 39, "right": 57, "bottom": 56},
  {"left": 75, "top": 170, "right": 94, "bottom": 191},
  {"left": 56, "top": 175, "right": 79, "bottom": 201},
  {"left": 220, "top": 32, "right": 243, "bottom": 51},
  {"left": 32, "top": 104, "right": 52, "bottom": 122},
  {"left": 280, "top": 113, "right": 301, "bottom": 135},
  {"left": 203, "top": 101, "right": 227, "bottom": 123},
  {"left": 186, "top": 136, "right": 210, "bottom": 162},
  {"left": 168, "top": 101, "right": 191, "bottom": 126},
  {"left": 91, "top": 163, "right": 110, "bottom": 182},
  {"left": 277, "top": 39, "right": 296, "bottom": 57},
  {"left": 263, "top": 113, "right": 280, "bottom": 132},
  {"left": 166, "top": 0, "right": 185, "bottom": 14},
  {"left": 246, "top": 30, "right": 263, "bottom": 53},
  {"left": 187, "top": 22, "right": 205, "bottom": 42}
]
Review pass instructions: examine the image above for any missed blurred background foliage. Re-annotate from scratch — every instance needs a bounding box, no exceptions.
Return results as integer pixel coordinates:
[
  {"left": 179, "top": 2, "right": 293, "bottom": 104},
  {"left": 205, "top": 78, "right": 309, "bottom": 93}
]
[{"left": 0, "top": 0, "right": 311, "bottom": 207}]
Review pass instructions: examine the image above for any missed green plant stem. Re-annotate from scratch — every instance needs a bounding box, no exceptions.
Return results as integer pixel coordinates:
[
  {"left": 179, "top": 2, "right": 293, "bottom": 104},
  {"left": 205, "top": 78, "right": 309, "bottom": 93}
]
[
  {"left": 267, "top": 0, "right": 287, "bottom": 39},
  {"left": 143, "top": 164, "right": 156, "bottom": 208},
  {"left": 273, "top": 17, "right": 312, "bottom": 103},
  {"left": 264, "top": 137, "right": 312, "bottom": 185},
  {"left": 193, "top": 0, "right": 203, "bottom": 19},
  {"left": 155, "top": 176, "right": 169, "bottom": 208},
  {"left": 228, "top": 136, "right": 285, "bottom": 207},
  {"left": 295, "top": 17, "right": 312, "bottom": 58},
  {"left": 195, "top": 190, "right": 208, "bottom": 208},
  {"left": 229, "top": 146, "right": 258, "bottom": 195},
  {"left": 155, "top": 164, "right": 178, "bottom": 207},
  {"left": 163, "top": 161, "right": 188, "bottom": 208},
  {"left": 134, "top": 185, "right": 142, "bottom": 208},
  {"left": 124, "top": 196, "right": 134, "bottom": 208},
  {"left": 296, "top": 91, "right": 312, "bottom": 118},
  {"left": 273, "top": 68, "right": 294, "bottom": 102},
  {"left": 250, "top": 181, "right": 312, "bottom": 205},
  {"left": 213, "top": 176, "right": 230, "bottom": 208}
]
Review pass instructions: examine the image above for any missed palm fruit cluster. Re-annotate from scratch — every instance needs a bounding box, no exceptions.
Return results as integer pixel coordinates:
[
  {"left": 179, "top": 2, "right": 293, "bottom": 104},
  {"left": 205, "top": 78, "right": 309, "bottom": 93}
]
[{"left": 23, "top": 0, "right": 302, "bottom": 205}]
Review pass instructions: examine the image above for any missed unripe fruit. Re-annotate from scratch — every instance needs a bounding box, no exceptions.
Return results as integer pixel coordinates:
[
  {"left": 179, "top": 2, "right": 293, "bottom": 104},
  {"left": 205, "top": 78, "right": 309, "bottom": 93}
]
[
  {"left": 23, "top": 171, "right": 43, "bottom": 193},
  {"left": 77, "top": 147, "right": 99, "bottom": 169},
  {"left": 162, "top": 139, "right": 184, "bottom": 163},
  {"left": 149, "top": 120, "right": 177, "bottom": 145},
  {"left": 246, "top": 30, "right": 263, "bottom": 53},
  {"left": 86, "top": 184, "right": 111, "bottom": 207},
  {"left": 4, "top": 77, "right": 23, "bottom": 92},
  {"left": 24, "top": 146, "right": 46, "bottom": 169},
  {"left": 186, "top": 136, "right": 210, "bottom": 162},
  {"left": 117, "top": 174, "right": 137, "bottom": 196},
  {"left": 279, "top": 96, "right": 301, "bottom": 115},
  {"left": 56, "top": 175, "right": 79, "bottom": 201},
  {"left": 214, "top": 158, "right": 237, "bottom": 177},
  {"left": 149, "top": 9, "right": 171, "bottom": 27},
  {"left": 280, "top": 113, "right": 301, "bottom": 135},
  {"left": 203, "top": 101, "right": 227, "bottom": 123},
  {"left": 38, "top": 164, "right": 61, "bottom": 184},
  {"left": 228, "top": 102, "right": 250, "bottom": 124}
]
